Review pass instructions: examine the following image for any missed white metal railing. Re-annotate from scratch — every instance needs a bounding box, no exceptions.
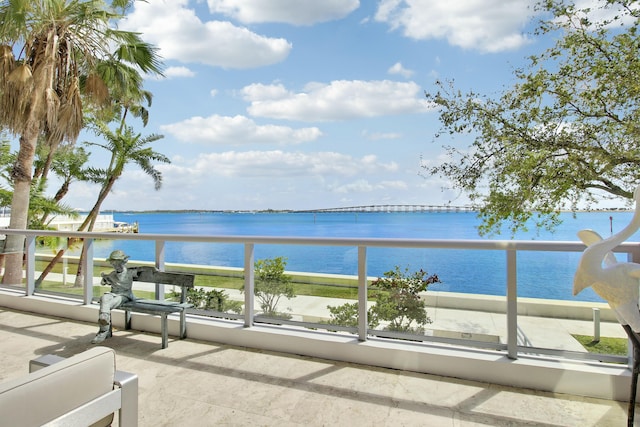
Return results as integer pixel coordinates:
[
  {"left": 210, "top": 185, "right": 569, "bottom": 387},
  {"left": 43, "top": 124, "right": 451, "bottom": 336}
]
[{"left": 3, "top": 228, "right": 640, "bottom": 362}]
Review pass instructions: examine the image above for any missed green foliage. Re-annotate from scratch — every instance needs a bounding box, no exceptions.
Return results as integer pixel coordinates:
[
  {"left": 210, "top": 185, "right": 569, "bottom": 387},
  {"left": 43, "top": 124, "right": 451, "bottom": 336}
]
[
  {"left": 325, "top": 302, "right": 360, "bottom": 328},
  {"left": 326, "top": 266, "right": 440, "bottom": 334},
  {"left": 369, "top": 266, "right": 439, "bottom": 333},
  {"left": 183, "top": 287, "right": 242, "bottom": 314},
  {"left": 242, "top": 256, "right": 295, "bottom": 317},
  {"left": 424, "top": 0, "right": 640, "bottom": 235}
]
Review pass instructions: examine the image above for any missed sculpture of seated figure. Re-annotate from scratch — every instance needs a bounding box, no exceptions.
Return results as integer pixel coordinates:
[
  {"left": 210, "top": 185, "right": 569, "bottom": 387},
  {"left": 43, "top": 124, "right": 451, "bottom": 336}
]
[{"left": 92, "top": 250, "right": 138, "bottom": 344}]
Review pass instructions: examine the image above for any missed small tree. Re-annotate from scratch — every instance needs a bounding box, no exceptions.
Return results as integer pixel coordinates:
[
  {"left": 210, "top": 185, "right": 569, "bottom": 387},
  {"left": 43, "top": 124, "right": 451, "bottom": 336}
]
[
  {"left": 326, "top": 266, "right": 440, "bottom": 334},
  {"left": 243, "top": 256, "right": 295, "bottom": 317},
  {"left": 369, "top": 266, "right": 439, "bottom": 333}
]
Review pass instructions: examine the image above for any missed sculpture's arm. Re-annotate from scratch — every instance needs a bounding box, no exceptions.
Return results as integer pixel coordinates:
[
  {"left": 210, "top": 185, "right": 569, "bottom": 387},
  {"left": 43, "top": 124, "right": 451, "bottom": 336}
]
[{"left": 577, "top": 229, "right": 618, "bottom": 266}]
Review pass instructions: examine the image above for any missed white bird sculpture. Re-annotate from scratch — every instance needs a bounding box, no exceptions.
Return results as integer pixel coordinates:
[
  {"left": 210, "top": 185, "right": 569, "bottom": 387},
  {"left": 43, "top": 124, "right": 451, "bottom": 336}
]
[{"left": 574, "top": 184, "right": 640, "bottom": 332}]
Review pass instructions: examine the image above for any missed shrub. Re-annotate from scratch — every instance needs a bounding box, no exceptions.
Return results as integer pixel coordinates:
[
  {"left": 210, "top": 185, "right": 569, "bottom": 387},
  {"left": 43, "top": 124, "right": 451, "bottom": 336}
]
[
  {"left": 242, "top": 256, "right": 296, "bottom": 318},
  {"left": 326, "top": 266, "right": 439, "bottom": 334},
  {"left": 183, "top": 287, "right": 242, "bottom": 313}
]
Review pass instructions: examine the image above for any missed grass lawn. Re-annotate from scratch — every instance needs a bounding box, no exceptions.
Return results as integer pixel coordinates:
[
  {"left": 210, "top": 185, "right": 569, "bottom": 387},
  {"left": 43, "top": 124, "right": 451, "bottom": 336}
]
[
  {"left": 573, "top": 334, "right": 629, "bottom": 356},
  {"left": 34, "top": 259, "right": 418, "bottom": 302},
  {"left": 36, "top": 269, "right": 364, "bottom": 300}
]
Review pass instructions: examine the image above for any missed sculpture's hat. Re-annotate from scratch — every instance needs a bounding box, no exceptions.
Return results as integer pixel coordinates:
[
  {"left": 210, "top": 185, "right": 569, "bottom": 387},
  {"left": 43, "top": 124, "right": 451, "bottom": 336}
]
[{"left": 106, "top": 250, "right": 130, "bottom": 262}]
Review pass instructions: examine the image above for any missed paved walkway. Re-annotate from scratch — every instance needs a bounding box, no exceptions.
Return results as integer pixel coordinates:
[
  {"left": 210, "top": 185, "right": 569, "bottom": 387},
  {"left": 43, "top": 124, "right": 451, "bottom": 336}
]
[{"left": 0, "top": 307, "right": 634, "bottom": 426}]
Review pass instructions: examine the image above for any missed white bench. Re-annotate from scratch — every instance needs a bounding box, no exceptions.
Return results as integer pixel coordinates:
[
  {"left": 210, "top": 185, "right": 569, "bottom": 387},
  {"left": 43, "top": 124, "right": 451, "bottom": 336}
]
[{"left": 0, "top": 347, "right": 138, "bottom": 426}]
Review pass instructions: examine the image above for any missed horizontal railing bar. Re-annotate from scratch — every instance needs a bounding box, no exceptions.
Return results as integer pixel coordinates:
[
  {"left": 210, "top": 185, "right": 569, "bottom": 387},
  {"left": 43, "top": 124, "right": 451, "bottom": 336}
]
[
  {"left": 34, "top": 289, "right": 85, "bottom": 301},
  {"left": 253, "top": 317, "right": 353, "bottom": 332},
  {"left": 370, "top": 329, "right": 508, "bottom": 350},
  {"left": 4, "top": 228, "right": 638, "bottom": 253},
  {"left": 185, "top": 309, "right": 244, "bottom": 321},
  {"left": 517, "top": 346, "right": 627, "bottom": 364}
]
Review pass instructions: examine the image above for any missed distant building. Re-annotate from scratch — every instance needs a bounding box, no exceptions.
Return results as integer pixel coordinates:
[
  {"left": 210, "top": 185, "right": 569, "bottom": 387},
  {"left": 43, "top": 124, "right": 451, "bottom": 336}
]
[
  {"left": 47, "top": 214, "right": 138, "bottom": 233},
  {"left": 0, "top": 213, "right": 137, "bottom": 233}
]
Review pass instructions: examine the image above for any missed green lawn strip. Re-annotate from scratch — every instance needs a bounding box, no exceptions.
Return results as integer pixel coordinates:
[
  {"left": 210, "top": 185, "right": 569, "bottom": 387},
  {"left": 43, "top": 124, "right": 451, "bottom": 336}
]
[
  {"left": 38, "top": 274, "right": 371, "bottom": 301},
  {"left": 37, "top": 282, "right": 158, "bottom": 300},
  {"left": 572, "top": 334, "right": 628, "bottom": 356},
  {"left": 35, "top": 260, "right": 77, "bottom": 275},
  {"left": 193, "top": 275, "right": 362, "bottom": 299},
  {"left": 34, "top": 259, "right": 374, "bottom": 300}
]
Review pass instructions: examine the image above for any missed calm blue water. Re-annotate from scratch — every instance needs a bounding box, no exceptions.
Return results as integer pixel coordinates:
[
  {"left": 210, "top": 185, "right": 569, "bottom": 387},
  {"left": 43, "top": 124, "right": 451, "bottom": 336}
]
[{"left": 86, "top": 210, "right": 640, "bottom": 303}]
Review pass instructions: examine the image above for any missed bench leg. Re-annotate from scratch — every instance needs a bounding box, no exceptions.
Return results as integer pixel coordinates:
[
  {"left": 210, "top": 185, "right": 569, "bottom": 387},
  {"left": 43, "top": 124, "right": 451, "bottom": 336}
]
[
  {"left": 161, "top": 313, "right": 168, "bottom": 349},
  {"left": 180, "top": 310, "right": 187, "bottom": 339},
  {"left": 125, "top": 310, "right": 132, "bottom": 330}
]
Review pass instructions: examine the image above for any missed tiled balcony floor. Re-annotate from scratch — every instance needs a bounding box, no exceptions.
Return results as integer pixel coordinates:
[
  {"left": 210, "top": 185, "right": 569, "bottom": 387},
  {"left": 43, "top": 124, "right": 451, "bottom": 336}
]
[{"left": 0, "top": 308, "right": 633, "bottom": 426}]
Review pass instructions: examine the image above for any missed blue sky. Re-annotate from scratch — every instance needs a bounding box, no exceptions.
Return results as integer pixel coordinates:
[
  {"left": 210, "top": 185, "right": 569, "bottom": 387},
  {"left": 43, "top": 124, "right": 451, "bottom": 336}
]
[{"left": 56, "top": 0, "right": 570, "bottom": 211}]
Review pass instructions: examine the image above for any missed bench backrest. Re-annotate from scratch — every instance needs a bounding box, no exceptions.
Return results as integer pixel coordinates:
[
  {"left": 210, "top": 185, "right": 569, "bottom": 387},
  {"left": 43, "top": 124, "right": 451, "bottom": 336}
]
[
  {"left": 132, "top": 266, "right": 195, "bottom": 303},
  {"left": 133, "top": 266, "right": 195, "bottom": 288}
]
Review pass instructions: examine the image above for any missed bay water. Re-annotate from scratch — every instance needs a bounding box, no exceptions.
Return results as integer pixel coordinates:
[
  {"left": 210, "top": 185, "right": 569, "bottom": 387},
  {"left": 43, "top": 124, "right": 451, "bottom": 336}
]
[{"left": 87, "top": 210, "right": 640, "bottom": 303}]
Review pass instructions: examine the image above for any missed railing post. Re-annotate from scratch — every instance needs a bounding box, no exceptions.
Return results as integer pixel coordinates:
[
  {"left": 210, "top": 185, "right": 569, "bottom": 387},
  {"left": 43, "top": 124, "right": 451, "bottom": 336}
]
[
  {"left": 25, "top": 235, "right": 35, "bottom": 296},
  {"left": 358, "top": 246, "right": 368, "bottom": 341},
  {"left": 506, "top": 247, "right": 518, "bottom": 359},
  {"left": 83, "top": 238, "right": 94, "bottom": 305},
  {"left": 155, "top": 240, "right": 166, "bottom": 300},
  {"left": 244, "top": 243, "right": 255, "bottom": 327}
]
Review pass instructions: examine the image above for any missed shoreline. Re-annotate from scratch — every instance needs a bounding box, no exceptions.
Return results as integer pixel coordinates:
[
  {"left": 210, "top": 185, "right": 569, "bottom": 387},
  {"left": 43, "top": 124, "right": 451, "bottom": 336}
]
[{"left": 93, "top": 208, "right": 633, "bottom": 214}]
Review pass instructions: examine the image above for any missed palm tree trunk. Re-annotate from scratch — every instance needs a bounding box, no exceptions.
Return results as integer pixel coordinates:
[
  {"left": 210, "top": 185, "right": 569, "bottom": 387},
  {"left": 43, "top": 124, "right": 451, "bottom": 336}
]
[
  {"left": 2, "top": 40, "right": 51, "bottom": 284},
  {"left": 35, "top": 247, "right": 65, "bottom": 288},
  {"left": 73, "top": 178, "right": 117, "bottom": 288},
  {"left": 3, "top": 129, "right": 40, "bottom": 284}
]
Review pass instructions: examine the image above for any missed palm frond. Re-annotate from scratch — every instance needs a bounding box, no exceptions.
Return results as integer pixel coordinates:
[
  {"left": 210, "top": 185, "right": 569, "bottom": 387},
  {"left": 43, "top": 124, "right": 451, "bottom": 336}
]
[
  {"left": 55, "top": 78, "right": 83, "bottom": 141},
  {"left": 84, "top": 72, "right": 110, "bottom": 105}
]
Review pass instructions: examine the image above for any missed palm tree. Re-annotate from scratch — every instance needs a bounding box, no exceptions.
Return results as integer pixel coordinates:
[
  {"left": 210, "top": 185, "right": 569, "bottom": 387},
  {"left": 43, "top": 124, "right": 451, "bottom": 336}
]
[
  {"left": 72, "top": 121, "right": 168, "bottom": 286},
  {"left": 0, "top": 0, "right": 162, "bottom": 283},
  {"left": 82, "top": 122, "right": 168, "bottom": 231}
]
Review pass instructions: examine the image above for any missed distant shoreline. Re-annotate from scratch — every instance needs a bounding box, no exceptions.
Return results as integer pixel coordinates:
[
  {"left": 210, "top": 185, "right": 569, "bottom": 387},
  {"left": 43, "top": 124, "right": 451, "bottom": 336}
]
[{"left": 94, "top": 207, "right": 633, "bottom": 214}]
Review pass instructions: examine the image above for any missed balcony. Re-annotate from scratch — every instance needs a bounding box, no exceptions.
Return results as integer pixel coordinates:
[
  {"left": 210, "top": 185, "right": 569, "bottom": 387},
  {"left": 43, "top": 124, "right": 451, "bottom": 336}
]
[
  {"left": 0, "top": 229, "right": 639, "bottom": 416},
  {"left": 2, "top": 308, "right": 631, "bottom": 426}
]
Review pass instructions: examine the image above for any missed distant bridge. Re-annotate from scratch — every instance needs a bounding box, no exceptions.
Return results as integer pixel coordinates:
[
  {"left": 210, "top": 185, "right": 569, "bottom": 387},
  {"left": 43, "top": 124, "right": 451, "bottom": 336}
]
[{"left": 295, "top": 204, "right": 475, "bottom": 213}]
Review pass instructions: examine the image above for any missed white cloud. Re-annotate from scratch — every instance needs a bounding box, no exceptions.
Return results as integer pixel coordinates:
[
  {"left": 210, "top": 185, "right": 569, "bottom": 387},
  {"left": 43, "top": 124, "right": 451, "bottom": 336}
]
[
  {"left": 362, "top": 130, "right": 402, "bottom": 140},
  {"left": 160, "top": 115, "right": 322, "bottom": 145},
  {"left": 375, "top": 0, "right": 535, "bottom": 53},
  {"left": 164, "top": 66, "right": 196, "bottom": 79},
  {"left": 120, "top": 0, "right": 291, "bottom": 69},
  {"left": 242, "top": 80, "right": 435, "bottom": 121},
  {"left": 388, "top": 62, "right": 413, "bottom": 78},
  {"left": 187, "top": 150, "right": 397, "bottom": 178},
  {"left": 330, "top": 179, "right": 408, "bottom": 194},
  {"left": 208, "top": 0, "right": 359, "bottom": 25}
]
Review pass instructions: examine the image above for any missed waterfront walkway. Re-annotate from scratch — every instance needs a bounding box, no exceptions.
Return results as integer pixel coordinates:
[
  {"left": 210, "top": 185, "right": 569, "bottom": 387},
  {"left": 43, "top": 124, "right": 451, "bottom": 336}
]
[{"left": 0, "top": 308, "right": 633, "bottom": 426}]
